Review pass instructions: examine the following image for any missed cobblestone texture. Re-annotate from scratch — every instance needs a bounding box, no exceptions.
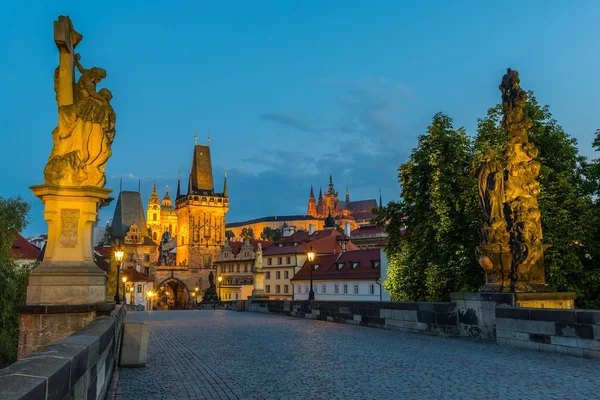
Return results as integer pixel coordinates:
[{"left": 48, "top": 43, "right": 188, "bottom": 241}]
[{"left": 109, "top": 310, "right": 600, "bottom": 399}]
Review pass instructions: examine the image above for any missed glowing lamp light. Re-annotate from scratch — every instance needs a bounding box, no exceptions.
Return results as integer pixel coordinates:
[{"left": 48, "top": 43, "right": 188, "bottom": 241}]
[
  {"left": 114, "top": 246, "right": 124, "bottom": 262},
  {"left": 307, "top": 247, "right": 315, "bottom": 262},
  {"left": 217, "top": 276, "right": 223, "bottom": 283},
  {"left": 122, "top": 277, "right": 127, "bottom": 283},
  {"left": 195, "top": 287, "right": 199, "bottom": 292},
  {"left": 130, "top": 286, "right": 134, "bottom": 292}
]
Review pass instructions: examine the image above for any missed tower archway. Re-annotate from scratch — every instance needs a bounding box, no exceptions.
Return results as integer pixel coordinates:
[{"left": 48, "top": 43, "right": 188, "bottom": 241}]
[{"left": 156, "top": 277, "right": 190, "bottom": 310}]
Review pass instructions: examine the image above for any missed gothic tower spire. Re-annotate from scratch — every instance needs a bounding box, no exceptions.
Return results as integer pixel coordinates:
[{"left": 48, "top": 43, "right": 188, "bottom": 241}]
[
  {"left": 346, "top": 184, "right": 350, "bottom": 203},
  {"left": 176, "top": 172, "right": 181, "bottom": 199},
  {"left": 307, "top": 185, "right": 317, "bottom": 217},
  {"left": 223, "top": 168, "right": 228, "bottom": 197}
]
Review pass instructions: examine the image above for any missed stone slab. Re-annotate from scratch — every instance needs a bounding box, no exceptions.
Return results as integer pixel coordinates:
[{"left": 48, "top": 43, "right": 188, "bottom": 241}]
[{"left": 120, "top": 322, "right": 150, "bottom": 367}]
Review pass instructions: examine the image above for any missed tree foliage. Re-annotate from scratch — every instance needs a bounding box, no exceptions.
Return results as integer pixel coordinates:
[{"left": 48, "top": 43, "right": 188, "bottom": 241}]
[
  {"left": 225, "top": 230, "right": 235, "bottom": 240},
  {"left": 240, "top": 227, "right": 255, "bottom": 240},
  {"left": 0, "top": 196, "right": 31, "bottom": 368},
  {"left": 260, "top": 227, "right": 281, "bottom": 241}
]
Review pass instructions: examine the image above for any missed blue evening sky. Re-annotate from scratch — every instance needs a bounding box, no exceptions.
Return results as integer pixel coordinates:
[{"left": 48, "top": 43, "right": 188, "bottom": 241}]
[{"left": 1, "top": 1, "right": 599, "bottom": 237}]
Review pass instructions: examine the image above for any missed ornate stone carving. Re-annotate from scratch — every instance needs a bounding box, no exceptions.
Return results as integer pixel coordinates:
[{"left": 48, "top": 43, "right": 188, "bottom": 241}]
[
  {"left": 59, "top": 208, "right": 79, "bottom": 248},
  {"left": 477, "top": 69, "right": 550, "bottom": 292},
  {"left": 45, "top": 16, "right": 115, "bottom": 187}
]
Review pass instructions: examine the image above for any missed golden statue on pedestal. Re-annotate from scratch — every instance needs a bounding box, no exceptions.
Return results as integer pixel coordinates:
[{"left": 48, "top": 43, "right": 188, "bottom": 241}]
[
  {"left": 476, "top": 69, "right": 550, "bottom": 292},
  {"left": 45, "top": 16, "right": 115, "bottom": 187}
]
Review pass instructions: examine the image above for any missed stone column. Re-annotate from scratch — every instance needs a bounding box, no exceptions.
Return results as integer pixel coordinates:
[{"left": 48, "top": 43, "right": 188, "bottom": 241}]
[
  {"left": 251, "top": 270, "right": 268, "bottom": 299},
  {"left": 18, "top": 185, "right": 113, "bottom": 359}
]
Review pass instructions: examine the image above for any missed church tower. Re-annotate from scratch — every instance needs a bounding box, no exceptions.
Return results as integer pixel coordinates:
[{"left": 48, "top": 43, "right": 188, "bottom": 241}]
[
  {"left": 323, "top": 174, "right": 339, "bottom": 217},
  {"left": 147, "top": 181, "right": 162, "bottom": 242},
  {"left": 175, "top": 138, "right": 229, "bottom": 269},
  {"left": 307, "top": 185, "right": 317, "bottom": 217}
]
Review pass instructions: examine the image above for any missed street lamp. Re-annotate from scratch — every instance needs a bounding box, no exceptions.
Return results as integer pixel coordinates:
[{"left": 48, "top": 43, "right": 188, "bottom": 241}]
[
  {"left": 307, "top": 246, "right": 315, "bottom": 300},
  {"left": 194, "top": 286, "right": 199, "bottom": 305},
  {"left": 217, "top": 275, "right": 223, "bottom": 301},
  {"left": 147, "top": 290, "right": 154, "bottom": 311},
  {"left": 114, "top": 244, "right": 124, "bottom": 304},
  {"left": 122, "top": 276, "right": 128, "bottom": 304},
  {"left": 130, "top": 286, "right": 135, "bottom": 305}
]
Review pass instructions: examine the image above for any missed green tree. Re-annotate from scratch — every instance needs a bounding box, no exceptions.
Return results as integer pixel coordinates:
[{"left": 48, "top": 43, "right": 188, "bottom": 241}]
[
  {"left": 0, "top": 196, "right": 31, "bottom": 368},
  {"left": 475, "top": 94, "right": 600, "bottom": 308},
  {"left": 380, "top": 113, "right": 481, "bottom": 301},
  {"left": 225, "top": 230, "right": 235, "bottom": 240},
  {"left": 240, "top": 227, "right": 255, "bottom": 240},
  {"left": 260, "top": 227, "right": 281, "bottom": 241}
]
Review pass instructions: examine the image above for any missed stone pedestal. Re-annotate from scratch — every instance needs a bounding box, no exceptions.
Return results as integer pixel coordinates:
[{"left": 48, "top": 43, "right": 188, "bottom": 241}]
[
  {"left": 27, "top": 185, "right": 111, "bottom": 305},
  {"left": 251, "top": 270, "right": 269, "bottom": 299},
  {"left": 450, "top": 292, "right": 576, "bottom": 340}
]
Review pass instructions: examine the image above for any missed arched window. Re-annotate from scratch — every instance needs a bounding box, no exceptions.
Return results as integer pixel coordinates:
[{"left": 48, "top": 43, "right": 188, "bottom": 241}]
[
  {"left": 169, "top": 224, "right": 172, "bottom": 233},
  {"left": 153, "top": 232, "right": 157, "bottom": 240},
  {"left": 153, "top": 213, "right": 157, "bottom": 221},
  {"left": 182, "top": 236, "right": 185, "bottom": 245}
]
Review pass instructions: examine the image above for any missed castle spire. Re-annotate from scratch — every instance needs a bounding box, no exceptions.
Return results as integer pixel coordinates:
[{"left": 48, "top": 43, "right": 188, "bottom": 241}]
[
  {"left": 187, "top": 166, "right": 192, "bottom": 195},
  {"left": 223, "top": 168, "right": 228, "bottom": 197},
  {"left": 328, "top": 174, "right": 334, "bottom": 194},
  {"left": 152, "top": 180, "right": 157, "bottom": 195},
  {"left": 208, "top": 132, "right": 211, "bottom": 147},
  {"left": 138, "top": 179, "right": 141, "bottom": 193},
  {"left": 379, "top": 188, "right": 383, "bottom": 208},
  {"left": 318, "top": 187, "right": 323, "bottom": 201},
  {"left": 194, "top": 130, "right": 198, "bottom": 145},
  {"left": 309, "top": 185, "right": 315, "bottom": 198},
  {"left": 346, "top": 184, "right": 349, "bottom": 203},
  {"left": 176, "top": 172, "right": 181, "bottom": 199}
]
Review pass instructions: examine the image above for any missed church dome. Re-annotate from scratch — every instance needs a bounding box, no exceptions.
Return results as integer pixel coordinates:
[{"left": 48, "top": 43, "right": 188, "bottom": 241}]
[{"left": 324, "top": 212, "right": 336, "bottom": 228}]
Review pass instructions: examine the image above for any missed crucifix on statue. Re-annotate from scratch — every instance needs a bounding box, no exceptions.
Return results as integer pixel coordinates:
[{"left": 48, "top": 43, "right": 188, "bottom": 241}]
[{"left": 53, "top": 16, "right": 83, "bottom": 107}]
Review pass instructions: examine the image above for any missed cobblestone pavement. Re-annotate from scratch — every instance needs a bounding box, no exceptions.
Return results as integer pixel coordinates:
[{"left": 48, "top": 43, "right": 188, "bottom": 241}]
[{"left": 109, "top": 310, "right": 600, "bottom": 400}]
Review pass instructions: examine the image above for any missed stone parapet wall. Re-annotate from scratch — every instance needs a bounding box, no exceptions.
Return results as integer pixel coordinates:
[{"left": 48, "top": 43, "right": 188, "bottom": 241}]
[
  {"left": 246, "top": 300, "right": 458, "bottom": 336},
  {"left": 495, "top": 306, "right": 600, "bottom": 358},
  {"left": 0, "top": 305, "right": 126, "bottom": 399}
]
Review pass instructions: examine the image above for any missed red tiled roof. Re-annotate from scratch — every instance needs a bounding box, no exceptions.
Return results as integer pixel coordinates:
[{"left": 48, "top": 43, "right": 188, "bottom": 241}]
[
  {"left": 11, "top": 234, "right": 41, "bottom": 260},
  {"left": 263, "top": 231, "right": 359, "bottom": 256},
  {"left": 291, "top": 248, "right": 381, "bottom": 281},
  {"left": 122, "top": 268, "right": 153, "bottom": 282},
  {"left": 351, "top": 212, "right": 376, "bottom": 221},
  {"left": 95, "top": 256, "right": 110, "bottom": 272},
  {"left": 94, "top": 246, "right": 113, "bottom": 258},
  {"left": 351, "top": 225, "right": 385, "bottom": 235},
  {"left": 228, "top": 240, "right": 272, "bottom": 255}
]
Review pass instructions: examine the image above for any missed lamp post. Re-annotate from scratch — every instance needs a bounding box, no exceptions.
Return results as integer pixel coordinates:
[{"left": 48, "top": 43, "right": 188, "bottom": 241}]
[
  {"left": 114, "top": 244, "right": 124, "bottom": 304},
  {"left": 147, "top": 290, "right": 154, "bottom": 311},
  {"left": 130, "top": 286, "right": 135, "bottom": 305},
  {"left": 194, "top": 286, "right": 199, "bottom": 305},
  {"left": 217, "top": 275, "right": 223, "bottom": 301},
  {"left": 122, "top": 276, "right": 128, "bottom": 304},
  {"left": 307, "top": 246, "right": 315, "bottom": 300}
]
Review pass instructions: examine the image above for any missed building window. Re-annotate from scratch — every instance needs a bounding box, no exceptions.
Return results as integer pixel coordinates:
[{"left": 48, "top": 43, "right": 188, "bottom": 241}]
[
  {"left": 276, "top": 285, "right": 281, "bottom": 293},
  {"left": 266, "top": 285, "right": 271, "bottom": 293},
  {"left": 266, "top": 272, "right": 271, "bottom": 279},
  {"left": 244, "top": 264, "right": 248, "bottom": 272},
  {"left": 284, "top": 285, "right": 289, "bottom": 293},
  {"left": 369, "top": 284, "right": 375, "bottom": 295},
  {"left": 221, "top": 266, "right": 226, "bottom": 273},
  {"left": 284, "top": 271, "right": 289, "bottom": 279},
  {"left": 137, "top": 285, "right": 142, "bottom": 293},
  {"left": 145, "top": 255, "right": 150, "bottom": 262},
  {"left": 229, "top": 265, "right": 234, "bottom": 272},
  {"left": 277, "top": 257, "right": 282, "bottom": 265},
  {"left": 144, "top": 267, "right": 149, "bottom": 275},
  {"left": 296, "top": 285, "right": 301, "bottom": 293},
  {"left": 153, "top": 232, "right": 157, "bottom": 240},
  {"left": 338, "top": 263, "right": 344, "bottom": 270},
  {"left": 354, "top": 284, "right": 359, "bottom": 294},
  {"left": 153, "top": 213, "right": 157, "bottom": 221},
  {"left": 236, "top": 264, "right": 240, "bottom": 272},
  {"left": 225, "top": 253, "right": 229, "bottom": 258},
  {"left": 305, "top": 285, "right": 309, "bottom": 294},
  {"left": 334, "top": 284, "right": 339, "bottom": 294},
  {"left": 352, "top": 262, "right": 358, "bottom": 269},
  {"left": 286, "top": 256, "right": 291, "bottom": 264},
  {"left": 267, "top": 258, "right": 272, "bottom": 266},
  {"left": 276, "top": 271, "right": 280, "bottom": 279},
  {"left": 343, "top": 284, "right": 348, "bottom": 294},
  {"left": 322, "top": 284, "right": 326, "bottom": 293},
  {"left": 314, "top": 264, "right": 319, "bottom": 270},
  {"left": 169, "top": 224, "right": 172, "bottom": 233},
  {"left": 182, "top": 236, "right": 185, "bottom": 245}
]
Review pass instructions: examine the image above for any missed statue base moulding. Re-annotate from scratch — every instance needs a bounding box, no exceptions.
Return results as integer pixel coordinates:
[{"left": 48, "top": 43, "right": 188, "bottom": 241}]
[
  {"left": 26, "top": 184, "right": 112, "bottom": 305},
  {"left": 476, "top": 243, "right": 553, "bottom": 293}
]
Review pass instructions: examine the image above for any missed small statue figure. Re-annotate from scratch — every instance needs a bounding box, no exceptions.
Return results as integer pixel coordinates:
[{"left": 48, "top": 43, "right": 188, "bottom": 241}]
[{"left": 254, "top": 243, "right": 263, "bottom": 272}]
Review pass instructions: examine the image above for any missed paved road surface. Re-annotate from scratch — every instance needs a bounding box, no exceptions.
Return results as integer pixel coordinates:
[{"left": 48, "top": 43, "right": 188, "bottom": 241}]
[{"left": 109, "top": 310, "right": 600, "bottom": 400}]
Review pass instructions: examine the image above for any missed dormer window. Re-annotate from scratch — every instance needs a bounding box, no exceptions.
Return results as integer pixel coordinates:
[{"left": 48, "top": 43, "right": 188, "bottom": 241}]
[
  {"left": 372, "top": 261, "right": 380, "bottom": 268},
  {"left": 352, "top": 262, "right": 358, "bottom": 269},
  {"left": 338, "top": 263, "right": 344, "bottom": 269},
  {"left": 314, "top": 264, "right": 319, "bottom": 270},
  {"left": 224, "top": 253, "right": 228, "bottom": 258},
  {"left": 278, "top": 244, "right": 283, "bottom": 247}
]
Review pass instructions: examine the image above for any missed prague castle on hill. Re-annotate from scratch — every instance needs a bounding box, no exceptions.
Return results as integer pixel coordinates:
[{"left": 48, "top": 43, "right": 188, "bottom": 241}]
[{"left": 226, "top": 174, "right": 379, "bottom": 239}]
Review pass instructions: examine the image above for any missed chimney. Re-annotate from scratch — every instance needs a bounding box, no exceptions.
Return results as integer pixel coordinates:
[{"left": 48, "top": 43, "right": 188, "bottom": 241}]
[
  {"left": 344, "top": 222, "right": 351, "bottom": 237},
  {"left": 308, "top": 224, "right": 315, "bottom": 235}
]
